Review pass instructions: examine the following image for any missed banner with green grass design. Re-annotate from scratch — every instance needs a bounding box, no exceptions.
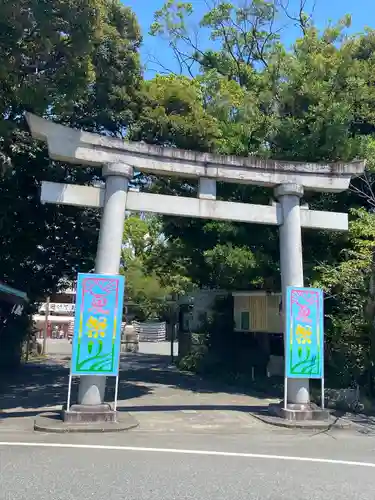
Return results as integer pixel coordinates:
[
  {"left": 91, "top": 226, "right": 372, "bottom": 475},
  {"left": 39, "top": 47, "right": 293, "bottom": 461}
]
[
  {"left": 285, "top": 287, "right": 323, "bottom": 379},
  {"left": 70, "top": 273, "right": 124, "bottom": 376}
]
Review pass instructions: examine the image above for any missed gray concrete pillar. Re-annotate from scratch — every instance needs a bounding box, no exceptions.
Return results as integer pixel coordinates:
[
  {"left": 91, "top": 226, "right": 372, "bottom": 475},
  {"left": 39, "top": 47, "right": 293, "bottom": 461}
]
[
  {"left": 77, "top": 163, "right": 133, "bottom": 406},
  {"left": 274, "top": 183, "right": 310, "bottom": 406}
]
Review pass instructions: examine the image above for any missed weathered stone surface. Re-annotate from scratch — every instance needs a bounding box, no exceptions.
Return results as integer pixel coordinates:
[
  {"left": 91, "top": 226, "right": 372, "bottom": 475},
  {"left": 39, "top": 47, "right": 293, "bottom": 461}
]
[
  {"left": 121, "top": 325, "right": 139, "bottom": 353},
  {"left": 250, "top": 408, "right": 352, "bottom": 430},
  {"left": 63, "top": 404, "right": 116, "bottom": 423},
  {"left": 34, "top": 411, "right": 139, "bottom": 433},
  {"left": 26, "top": 113, "right": 365, "bottom": 192},
  {"left": 40, "top": 181, "right": 349, "bottom": 231},
  {"left": 269, "top": 402, "right": 331, "bottom": 421}
]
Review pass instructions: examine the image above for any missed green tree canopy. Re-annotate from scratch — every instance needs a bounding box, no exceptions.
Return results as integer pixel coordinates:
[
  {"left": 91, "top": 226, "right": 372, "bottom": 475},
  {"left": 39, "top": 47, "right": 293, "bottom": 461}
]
[
  {"left": 0, "top": 0, "right": 142, "bottom": 301},
  {"left": 0, "top": 0, "right": 142, "bottom": 367},
  {"left": 131, "top": 0, "right": 375, "bottom": 387}
]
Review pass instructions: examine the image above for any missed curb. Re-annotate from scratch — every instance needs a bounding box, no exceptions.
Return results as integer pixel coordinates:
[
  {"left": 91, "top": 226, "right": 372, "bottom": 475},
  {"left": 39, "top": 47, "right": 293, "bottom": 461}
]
[
  {"left": 34, "top": 412, "right": 139, "bottom": 433},
  {"left": 249, "top": 411, "right": 353, "bottom": 430}
]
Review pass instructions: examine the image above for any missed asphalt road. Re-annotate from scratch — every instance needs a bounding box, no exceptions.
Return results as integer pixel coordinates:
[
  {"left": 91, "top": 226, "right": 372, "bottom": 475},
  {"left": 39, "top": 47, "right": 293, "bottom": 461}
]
[
  {"left": 2, "top": 347, "right": 375, "bottom": 499},
  {"left": 1, "top": 431, "right": 375, "bottom": 500}
]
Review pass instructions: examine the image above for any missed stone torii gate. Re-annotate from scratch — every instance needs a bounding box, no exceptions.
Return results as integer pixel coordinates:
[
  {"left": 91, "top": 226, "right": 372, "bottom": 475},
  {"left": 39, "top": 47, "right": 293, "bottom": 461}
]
[{"left": 26, "top": 113, "right": 365, "bottom": 421}]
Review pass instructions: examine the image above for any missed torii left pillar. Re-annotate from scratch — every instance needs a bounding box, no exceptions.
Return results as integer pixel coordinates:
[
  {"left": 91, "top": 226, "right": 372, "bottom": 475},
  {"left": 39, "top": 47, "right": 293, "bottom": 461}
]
[{"left": 76, "top": 162, "right": 133, "bottom": 408}]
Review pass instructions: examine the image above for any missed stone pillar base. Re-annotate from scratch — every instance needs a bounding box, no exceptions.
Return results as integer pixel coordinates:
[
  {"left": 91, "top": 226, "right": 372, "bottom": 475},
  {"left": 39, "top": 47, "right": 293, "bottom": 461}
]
[
  {"left": 62, "top": 404, "right": 116, "bottom": 423},
  {"left": 34, "top": 410, "right": 139, "bottom": 433},
  {"left": 269, "top": 402, "right": 330, "bottom": 421}
]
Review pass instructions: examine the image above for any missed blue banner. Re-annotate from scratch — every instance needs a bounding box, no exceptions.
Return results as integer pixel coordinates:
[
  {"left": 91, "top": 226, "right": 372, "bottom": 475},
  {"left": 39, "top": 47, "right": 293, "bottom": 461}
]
[
  {"left": 285, "top": 287, "right": 324, "bottom": 379},
  {"left": 71, "top": 273, "right": 125, "bottom": 376}
]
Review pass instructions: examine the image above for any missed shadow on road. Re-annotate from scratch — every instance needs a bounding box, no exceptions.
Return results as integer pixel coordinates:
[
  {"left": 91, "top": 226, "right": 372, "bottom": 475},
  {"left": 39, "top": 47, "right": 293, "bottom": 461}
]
[
  {"left": 117, "top": 404, "right": 269, "bottom": 416},
  {"left": 121, "top": 352, "right": 279, "bottom": 399},
  {"left": 0, "top": 352, "right": 273, "bottom": 419},
  {"left": 0, "top": 361, "right": 150, "bottom": 418}
]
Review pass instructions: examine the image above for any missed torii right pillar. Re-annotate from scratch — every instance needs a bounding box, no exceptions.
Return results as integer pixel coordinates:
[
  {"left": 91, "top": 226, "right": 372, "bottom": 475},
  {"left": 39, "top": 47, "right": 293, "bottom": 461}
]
[
  {"left": 275, "top": 182, "right": 333, "bottom": 421},
  {"left": 275, "top": 183, "right": 312, "bottom": 412}
]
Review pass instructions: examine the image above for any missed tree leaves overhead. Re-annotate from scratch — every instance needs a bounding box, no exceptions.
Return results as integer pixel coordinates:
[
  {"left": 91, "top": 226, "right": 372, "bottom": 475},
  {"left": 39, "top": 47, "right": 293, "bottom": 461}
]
[
  {"left": 136, "top": 0, "right": 375, "bottom": 385},
  {"left": 0, "top": 0, "right": 101, "bottom": 120},
  {"left": 142, "top": 0, "right": 375, "bottom": 290},
  {"left": 130, "top": 75, "right": 221, "bottom": 150},
  {"left": 58, "top": 1, "right": 143, "bottom": 135},
  {"left": 0, "top": 0, "right": 142, "bottom": 303}
]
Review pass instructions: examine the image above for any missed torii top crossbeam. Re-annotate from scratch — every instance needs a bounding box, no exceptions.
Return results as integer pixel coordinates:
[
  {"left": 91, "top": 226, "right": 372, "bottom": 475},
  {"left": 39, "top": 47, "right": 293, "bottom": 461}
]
[{"left": 26, "top": 113, "right": 365, "bottom": 192}]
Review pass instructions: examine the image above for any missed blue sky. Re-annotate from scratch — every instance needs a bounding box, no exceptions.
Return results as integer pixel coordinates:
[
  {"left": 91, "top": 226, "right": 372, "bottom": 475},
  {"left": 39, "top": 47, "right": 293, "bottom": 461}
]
[{"left": 124, "top": 0, "right": 374, "bottom": 78}]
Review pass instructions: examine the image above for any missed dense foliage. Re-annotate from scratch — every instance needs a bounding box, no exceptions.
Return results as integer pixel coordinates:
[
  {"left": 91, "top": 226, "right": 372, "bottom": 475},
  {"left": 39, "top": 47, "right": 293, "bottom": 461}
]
[
  {"left": 133, "top": 0, "right": 375, "bottom": 391},
  {"left": 1, "top": 0, "right": 375, "bottom": 388},
  {"left": 0, "top": 0, "right": 142, "bottom": 367}
]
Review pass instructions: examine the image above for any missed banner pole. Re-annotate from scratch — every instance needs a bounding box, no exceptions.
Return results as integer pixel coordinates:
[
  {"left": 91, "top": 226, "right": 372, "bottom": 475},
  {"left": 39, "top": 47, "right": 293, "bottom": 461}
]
[
  {"left": 66, "top": 374, "right": 72, "bottom": 412},
  {"left": 113, "top": 375, "right": 119, "bottom": 413},
  {"left": 284, "top": 377, "right": 288, "bottom": 410}
]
